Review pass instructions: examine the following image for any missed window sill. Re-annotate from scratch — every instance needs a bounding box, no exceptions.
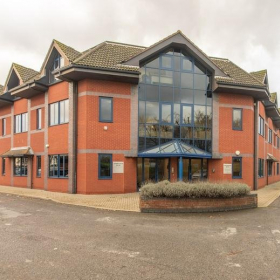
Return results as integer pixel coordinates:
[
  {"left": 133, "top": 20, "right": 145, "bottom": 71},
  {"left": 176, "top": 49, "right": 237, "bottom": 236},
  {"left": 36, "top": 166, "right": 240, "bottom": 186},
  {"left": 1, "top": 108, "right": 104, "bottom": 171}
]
[
  {"left": 99, "top": 120, "right": 113, "bottom": 123},
  {"left": 48, "top": 177, "right": 68, "bottom": 179},
  {"left": 98, "top": 177, "right": 112, "bottom": 180},
  {"left": 49, "top": 122, "right": 69, "bottom": 127},
  {"left": 14, "top": 131, "right": 28, "bottom": 135},
  {"left": 14, "top": 175, "right": 27, "bottom": 177}
]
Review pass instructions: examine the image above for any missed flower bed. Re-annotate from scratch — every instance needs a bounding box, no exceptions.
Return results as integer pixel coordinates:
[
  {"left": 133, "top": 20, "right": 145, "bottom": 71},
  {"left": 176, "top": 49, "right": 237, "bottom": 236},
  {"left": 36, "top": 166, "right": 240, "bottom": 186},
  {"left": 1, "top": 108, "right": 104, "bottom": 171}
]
[{"left": 139, "top": 181, "right": 257, "bottom": 213}]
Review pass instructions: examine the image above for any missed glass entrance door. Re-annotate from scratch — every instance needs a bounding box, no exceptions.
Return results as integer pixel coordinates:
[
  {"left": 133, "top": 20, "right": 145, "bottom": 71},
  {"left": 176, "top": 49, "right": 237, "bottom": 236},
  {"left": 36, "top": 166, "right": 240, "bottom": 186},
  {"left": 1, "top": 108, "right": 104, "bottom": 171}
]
[
  {"left": 179, "top": 158, "right": 208, "bottom": 181},
  {"left": 137, "top": 158, "right": 170, "bottom": 188}
]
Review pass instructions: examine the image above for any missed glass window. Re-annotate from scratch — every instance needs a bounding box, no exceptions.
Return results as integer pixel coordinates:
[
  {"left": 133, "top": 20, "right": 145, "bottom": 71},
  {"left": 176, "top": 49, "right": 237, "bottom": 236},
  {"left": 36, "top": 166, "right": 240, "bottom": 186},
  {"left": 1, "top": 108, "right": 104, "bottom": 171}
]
[
  {"left": 37, "top": 156, "right": 41, "bottom": 177},
  {"left": 146, "top": 85, "right": 159, "bottom": 101},
  {"left": 181, "top": 88, "right": 193, "bottom": 103},
  {"left": 160, "top": 125, "right": 173, "bottom": 138},
  {"left": 139, "top": 101, "right": 145, "bottom": 123},
  {"left": 182, "top": 57, "right": 192, "bottom": 71},
  {"left": 161, "top": 104, "right": 172, "bottom": 123},
  {"left": 161, "top": 55, "right": 172, "bottom": 69},
  {"left": 173, "top": 104, "right": 180, "bottom": 126},
  {"left": 173, "top": 56, "right": 180, "bottom": 71},
  {"left": 258, "top": 116, "right": 264, "bottom": 136},
  {"left": 277, "top": 163, "right": 279, "bottom": 175},
  {"left": 160, "top": 86, "right": 172, "bottom": 102},
  {"left": 194, "top": 106, "right": 206, "bottom": 126},
  {"left": 268, "top": 129, "right": 272, "bottom": 144},
  {"left": 146, "top": 102, "right": 159, "bottom": 123},
  {"left": 145, "top": 68, "right": 159, "bottom": 84},
  {"left": 49, "top": 100, "right": 68, "bottom": 126},
  {"left": 181, "top": 73, "right": 193, "bottom": 88},
  {"left": 232, "top": 157, "right": 242, "bottom": 178},
  {"left": 99, "top": 97, "right": 113, "bottom": 122},
  {"left": 194, "top": 74, "right": 207, "bottom": 90},
  {"left": 194, "top": 90, "right": 206, "bottom": 105},
  {"left": 49, "top": 155, "right": 68, "bottom": 178},
  {"left": 194, "top": 61, "right": 206, "bottom": 74},
  {"left": 2, "top": 118, "right": 6, "bottom": 136},
  {"left": 258, "top": 158, "right": 264, "bottom": 177},
  {"left": 233, "top": 109, "right": 242, "bottom": 130},
  {"left": 145, "top": 125, "right": 159, "bottom": 137},
  {"left": 14, "top": 113, "right": 28, "bottom": 133},
  {"left": 182, "top": 105, "right": 192, "bottom": 125},
  {"left": 146, "top": 58, "right": 159, "bottom": 68},
  {"left": 160, "top": 70, "right": 173, "bottom": 85},
  {"left": 2, "top": 158, "right": 5, "bottom": 176},
  {"left": 14, "top": 157, "right": 28, "bottom": 176},
  {"left": 37, "top": 109, "right": 42, "bottom": 130},
  {"left": 99, "top": 154, "right": 112, "bottom": 179},
  {"left": 268, "top": 161, "right": 273, "bottom": 176}
]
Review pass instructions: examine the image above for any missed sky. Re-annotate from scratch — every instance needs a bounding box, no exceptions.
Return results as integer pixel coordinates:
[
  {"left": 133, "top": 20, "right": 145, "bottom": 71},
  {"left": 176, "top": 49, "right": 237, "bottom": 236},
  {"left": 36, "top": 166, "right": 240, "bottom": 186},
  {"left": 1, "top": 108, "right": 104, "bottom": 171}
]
[{"left": 0, "top": 0, "right": 279, "bottom": 98}]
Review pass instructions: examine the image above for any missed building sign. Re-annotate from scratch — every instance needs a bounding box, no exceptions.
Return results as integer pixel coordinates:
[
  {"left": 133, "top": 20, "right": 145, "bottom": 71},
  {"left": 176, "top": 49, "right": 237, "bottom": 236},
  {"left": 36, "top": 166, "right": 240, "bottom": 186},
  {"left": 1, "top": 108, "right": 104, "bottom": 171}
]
[
  {"left": 113, "top": 162, "right": 124, "bottom": 173},
  {"left": 223, "top": 164, "right": 232, "bottom": 174}
]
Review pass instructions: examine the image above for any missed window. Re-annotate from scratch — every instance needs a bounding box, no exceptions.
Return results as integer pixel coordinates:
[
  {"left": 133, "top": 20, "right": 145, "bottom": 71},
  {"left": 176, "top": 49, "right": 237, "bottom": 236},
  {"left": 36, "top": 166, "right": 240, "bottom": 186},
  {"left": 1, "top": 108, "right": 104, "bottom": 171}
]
[
  {"left": 99, "top": 97, "right": 113, "bottom": 122},
  {"left": 36, "top": 156, "right": 41, "bottom": 177},
  {"left": 14, "top": 157, "right": 28, "bottom": 176},
  {"left": 232, "top": 109, "right": 242, "bottom": 130},
  {"left": 277, "top": 137, "right": 280, "bottom": 149},
  {"left": 277, "top": 163, "right": 279, "bottom": 175},
  {"left": 268, "top": 129, "right": 272, "bottom": 144},
  {"left": 232, "top": 157, "right": 242, "bottom": 178},
  {"left": 258, "top": 116, "right": 264, "bottom": 136},
  {"left": 268, "top": 161, "right": 273, "bottom": 176},
  {"left": 49, "top": 155, "right": 68, "bottom": 178},
  {"left": 98, "top": 154, "right": 112, "bottom": 179},
  {"left": 2, "top": 158, "right": 5, "bottom": 176},
  {"left": 49, "top": 100, "right": 69, "bottom": 126},
  {"left": 14, "top": 113, "right": 28, "bottom": 133},
  {"left": 258, "top": 158, "right": 264, "bottom": 177},
  {"left": 2, "top": 118, "right": 6, "bottom": 136},
  {"left": 37, "top": 108, "right": 42, "bottom": 130}
]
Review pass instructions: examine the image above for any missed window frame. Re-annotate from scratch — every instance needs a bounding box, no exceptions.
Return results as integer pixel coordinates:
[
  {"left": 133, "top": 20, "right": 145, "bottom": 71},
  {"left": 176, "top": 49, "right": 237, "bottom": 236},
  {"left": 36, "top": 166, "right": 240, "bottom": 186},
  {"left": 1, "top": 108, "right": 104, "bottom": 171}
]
[
  {"left": 232, "top": 108, "right": 242, "bottom": 131},
  {"left": 14, "top": 113, "right": 28, "bottom": 134},
  {"left": 14, "top": 157, "right": 28, "bottom": 177},
  {"left": 268, "top": 161, "right": 273, "bottom": 176},
  {"left": 277, "top": 163, "right": 279, "bottom": 175},
  {"left": 48, "top": 154, "right": 68, "bottom": 178},
  {"left": 49, "top": 99, "right": 69, "bottom": 126},
  {"left": 2, "top": 118, "right": 6, "bottom": 136},
  {"left": 2, "top": 158, "right": 5, "bottom": 176},
  {"left": 36, "top": 156, "right": 42, "bottom": 178},
  {"left": 232, "top": 157, "right": 242, "bottom": 179},
  {"left": 99, "top": 97, "right": 113, "bottom": 123},
  {"left": 98, "top": 154, "right": 112, "bottom": 180},
  {"left": 258, "top": 158, "right": 264, "bottom": 178},
  {"left": 268, "top": 129, "right": 272, "bottom": 144},
  {"left": 258, "top": 116, "right": 264, "bottom": 136},
  {"left": 36, "top": 108, "right": 42, "bottom": 130}
]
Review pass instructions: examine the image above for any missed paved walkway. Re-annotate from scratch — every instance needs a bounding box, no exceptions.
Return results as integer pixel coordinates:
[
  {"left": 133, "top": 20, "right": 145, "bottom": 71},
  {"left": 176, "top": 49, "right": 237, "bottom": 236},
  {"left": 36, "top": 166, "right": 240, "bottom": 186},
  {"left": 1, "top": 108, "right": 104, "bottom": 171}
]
[
  {"left": 0, "top": 182, "right": 280, "bottom": 212},
  {"left": 0, "top": 185, "right": 140, "bottom": 212},
  {"left": 251, "top": 181, "right": 280, "bottom": 207}
]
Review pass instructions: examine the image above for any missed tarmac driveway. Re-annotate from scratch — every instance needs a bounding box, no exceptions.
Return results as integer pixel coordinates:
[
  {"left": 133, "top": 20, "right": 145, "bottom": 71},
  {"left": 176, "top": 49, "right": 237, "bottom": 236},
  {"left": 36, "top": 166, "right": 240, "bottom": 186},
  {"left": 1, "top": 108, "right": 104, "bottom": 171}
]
[{"left": 0, "top": 193, "right": 280, "bottom": 280}]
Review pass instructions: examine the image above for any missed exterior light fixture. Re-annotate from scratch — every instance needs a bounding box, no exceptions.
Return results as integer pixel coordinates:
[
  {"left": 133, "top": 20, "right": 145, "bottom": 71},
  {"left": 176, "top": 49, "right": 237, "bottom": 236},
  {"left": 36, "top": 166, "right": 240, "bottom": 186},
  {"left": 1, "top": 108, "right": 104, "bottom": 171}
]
[
  {"left": 104, "top": 126, "right": 108, "bottom": 131},
  {"left": 46, "top": 144, "right": 49, "bottom": 148},
  {"left": 235, "top": 150, "right": 240, "bottom": 156}
]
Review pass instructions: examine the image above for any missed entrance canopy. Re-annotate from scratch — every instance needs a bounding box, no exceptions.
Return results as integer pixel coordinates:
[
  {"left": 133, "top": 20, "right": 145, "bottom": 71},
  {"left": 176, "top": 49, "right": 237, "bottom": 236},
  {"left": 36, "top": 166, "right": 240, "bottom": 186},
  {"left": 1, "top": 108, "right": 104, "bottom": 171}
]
[
  {"left": 267, "top": 153, "right": 278, "bottom": 162},
  {"left": 138, "top": 139, "right": 211, "bottom": 158},
  {"left": 1, "top": 147, "right": 34, "bottom": 158}
]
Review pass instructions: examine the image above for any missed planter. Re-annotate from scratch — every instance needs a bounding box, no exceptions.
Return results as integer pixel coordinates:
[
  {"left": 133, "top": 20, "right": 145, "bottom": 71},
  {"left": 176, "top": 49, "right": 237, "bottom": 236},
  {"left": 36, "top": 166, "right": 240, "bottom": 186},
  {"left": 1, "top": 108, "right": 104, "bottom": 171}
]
[{"left": 140, "top": 194, "right": 258, "bottom": 213}]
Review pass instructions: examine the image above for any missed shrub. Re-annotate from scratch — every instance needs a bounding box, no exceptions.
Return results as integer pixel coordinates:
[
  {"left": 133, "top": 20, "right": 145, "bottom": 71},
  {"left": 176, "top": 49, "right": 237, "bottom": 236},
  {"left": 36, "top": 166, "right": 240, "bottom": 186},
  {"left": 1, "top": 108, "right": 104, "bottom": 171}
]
[{"left": 140, "top": 181, "right": 250, "bottom": 199}]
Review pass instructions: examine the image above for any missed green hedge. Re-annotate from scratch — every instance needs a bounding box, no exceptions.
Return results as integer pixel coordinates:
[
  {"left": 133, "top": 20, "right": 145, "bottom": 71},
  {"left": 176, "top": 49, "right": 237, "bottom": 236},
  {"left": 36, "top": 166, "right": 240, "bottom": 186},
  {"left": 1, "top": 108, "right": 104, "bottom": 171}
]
[{"left": 140, "top": 181, "right": 250, "bottom": 199}]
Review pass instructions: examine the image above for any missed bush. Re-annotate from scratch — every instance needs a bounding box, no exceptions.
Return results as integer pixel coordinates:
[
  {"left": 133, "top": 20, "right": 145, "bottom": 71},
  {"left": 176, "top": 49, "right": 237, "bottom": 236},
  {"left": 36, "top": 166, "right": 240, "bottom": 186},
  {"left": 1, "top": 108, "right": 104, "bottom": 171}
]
[{"left": 140, "top": 181, "right": 250, "bottom": 199}]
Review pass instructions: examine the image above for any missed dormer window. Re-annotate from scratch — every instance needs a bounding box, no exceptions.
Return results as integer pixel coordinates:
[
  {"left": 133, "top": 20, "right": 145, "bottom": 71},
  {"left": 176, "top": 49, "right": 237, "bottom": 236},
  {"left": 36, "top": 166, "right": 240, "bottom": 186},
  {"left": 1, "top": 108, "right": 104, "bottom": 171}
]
[
  {"left": 53, "top": 54, "right": 61, "bottom": 70},
  {"left": 46, "top": 48, "right": 64, "bottom": 84}
]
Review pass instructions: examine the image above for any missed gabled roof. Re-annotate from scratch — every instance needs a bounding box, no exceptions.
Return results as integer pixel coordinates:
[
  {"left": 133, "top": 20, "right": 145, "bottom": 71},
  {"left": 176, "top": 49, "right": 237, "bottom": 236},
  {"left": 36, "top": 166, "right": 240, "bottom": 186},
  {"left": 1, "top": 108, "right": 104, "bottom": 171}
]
[
  {"left": 73, "top": 41, "right": 145, "bottom": 72},
  {"left": 13, "top": 63, "right": 39, "bottom": 83},
  {"left": 54, "top": 39, "right": 81, "bottom": 62},
  {"left": 2, "top": 63, "right": 39, "bottom": 94},
  {"left": 270, "top": 92, "right": 277, "bottom": 103},
  {"left": 210, "top": 57, "right": 265, "bottom": 88},
  {"left": 0, "top": 85, "right": 3, "bottom": 95},
  {"left": 250, "top": 70, "right": 267, "bottom": 84}
]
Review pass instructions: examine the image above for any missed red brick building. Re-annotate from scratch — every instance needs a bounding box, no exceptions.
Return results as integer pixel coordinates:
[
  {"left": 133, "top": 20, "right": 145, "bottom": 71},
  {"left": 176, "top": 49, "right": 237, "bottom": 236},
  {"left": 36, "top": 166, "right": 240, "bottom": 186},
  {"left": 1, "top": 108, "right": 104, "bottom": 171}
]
[{"left": 0, "top": 31, "right": 279, "bottom": 193}]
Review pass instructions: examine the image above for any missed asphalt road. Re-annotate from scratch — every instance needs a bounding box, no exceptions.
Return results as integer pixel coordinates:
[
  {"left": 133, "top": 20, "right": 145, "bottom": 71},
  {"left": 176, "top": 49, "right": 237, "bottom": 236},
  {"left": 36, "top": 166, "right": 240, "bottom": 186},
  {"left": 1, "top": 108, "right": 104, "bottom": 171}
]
[{"left": 0, "top": 193, "right": 280, "bottom": 280}]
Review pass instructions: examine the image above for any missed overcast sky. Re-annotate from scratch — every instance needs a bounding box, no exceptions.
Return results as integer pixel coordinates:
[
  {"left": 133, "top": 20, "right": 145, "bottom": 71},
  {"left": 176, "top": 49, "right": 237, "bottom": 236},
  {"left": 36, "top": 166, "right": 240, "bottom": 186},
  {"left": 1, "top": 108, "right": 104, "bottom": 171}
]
[{"left": 0, "top": 0, "right": 279, "bottom": 98}]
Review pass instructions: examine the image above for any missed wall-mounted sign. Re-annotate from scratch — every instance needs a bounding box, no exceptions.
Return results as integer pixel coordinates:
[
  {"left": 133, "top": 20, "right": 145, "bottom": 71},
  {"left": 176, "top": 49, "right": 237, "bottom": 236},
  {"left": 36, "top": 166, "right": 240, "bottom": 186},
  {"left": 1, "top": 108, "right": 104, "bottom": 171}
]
[
  {"left": 113, "top": 162, "right": 124, "bottom": 173},
  {"left": 223, "top": 164, "right": 232, "bottom": 174}
]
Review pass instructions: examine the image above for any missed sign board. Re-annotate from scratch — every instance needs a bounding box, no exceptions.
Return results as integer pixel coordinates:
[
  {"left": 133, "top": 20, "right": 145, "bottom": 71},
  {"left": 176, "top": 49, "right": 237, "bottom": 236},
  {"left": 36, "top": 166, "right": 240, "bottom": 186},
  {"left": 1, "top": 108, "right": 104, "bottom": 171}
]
[
  {"left": 223, "top": 164, "right": 232, "bottom": 174},
  {"left": 113, "top": 162, "right": 124, "bottom": 174}
]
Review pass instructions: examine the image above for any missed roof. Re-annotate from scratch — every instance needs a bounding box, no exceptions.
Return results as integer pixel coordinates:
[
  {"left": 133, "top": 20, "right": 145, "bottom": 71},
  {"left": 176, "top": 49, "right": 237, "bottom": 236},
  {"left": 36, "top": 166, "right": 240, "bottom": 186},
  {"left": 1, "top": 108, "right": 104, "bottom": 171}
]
[
  {"left": 270, "top": 92, "right": 277, "bottom": 103},
  {"left": 209, "top": 57, "right": 265, "bottom": 88},
  {"left": 267, "top": 153, "right": 278, "bottom": 162},
  {"left": 0, "top": 85, "right": 3, "bottom": 95},
  {"left": 250, "top": 70, "right": 267, "bottom": 84},
  {"left": 54, "top": 39, "right": 81, "bottom": 62},
  {"left": 13, "top": 63, "right": 39, "bottom": 83},
  {"left": 73, "top": 41, "right": 145, "bottom": 72}
]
